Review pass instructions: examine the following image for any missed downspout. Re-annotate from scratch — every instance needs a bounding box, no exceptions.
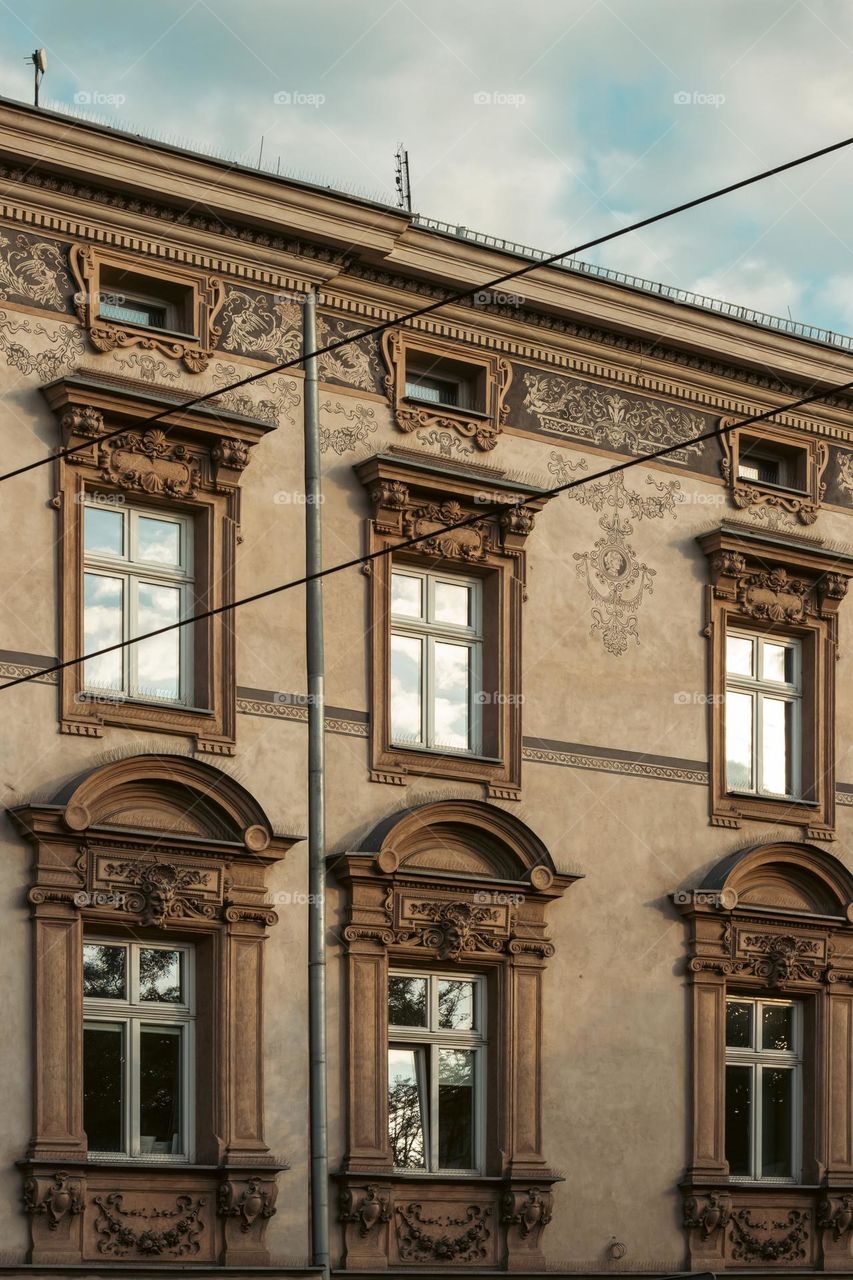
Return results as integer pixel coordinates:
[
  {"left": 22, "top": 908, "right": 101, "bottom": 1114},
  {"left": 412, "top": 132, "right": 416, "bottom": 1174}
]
[{"left": 303, "top": 287, "right": 329, "bottom": 1278}]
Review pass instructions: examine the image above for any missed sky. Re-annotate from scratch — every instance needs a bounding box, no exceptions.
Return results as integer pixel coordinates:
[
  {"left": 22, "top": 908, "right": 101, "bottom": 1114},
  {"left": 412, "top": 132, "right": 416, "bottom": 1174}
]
[{"left": 3, "top": 0, "right": 853, "bottom": 335}]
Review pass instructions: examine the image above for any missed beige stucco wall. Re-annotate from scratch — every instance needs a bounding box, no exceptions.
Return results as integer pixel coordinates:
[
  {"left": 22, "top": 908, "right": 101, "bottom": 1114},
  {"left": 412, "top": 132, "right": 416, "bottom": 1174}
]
[{"left": 0, "top": 189, "right": 852, "bottom": 1273}]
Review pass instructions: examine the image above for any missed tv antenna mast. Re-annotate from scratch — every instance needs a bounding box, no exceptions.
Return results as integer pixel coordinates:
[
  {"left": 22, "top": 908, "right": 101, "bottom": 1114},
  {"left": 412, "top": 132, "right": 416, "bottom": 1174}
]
[
  {"left": 394, "top": 144, "right": 412, "bottom": 212},
  {"left": 26, "top": 49, "right": 47, "bottom": 107}
]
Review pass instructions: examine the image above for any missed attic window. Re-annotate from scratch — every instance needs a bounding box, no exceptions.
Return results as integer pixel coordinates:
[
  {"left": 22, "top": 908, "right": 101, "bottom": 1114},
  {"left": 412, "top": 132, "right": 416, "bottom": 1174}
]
[
  {"left": 97, "top": 265, "right": 194, "bottom": 337},
  {"left": 404, "top": 352, "right": 486, "bottom": 414},
  {"left": 737, "top": 434, "right": 808, "bottom": 493}
]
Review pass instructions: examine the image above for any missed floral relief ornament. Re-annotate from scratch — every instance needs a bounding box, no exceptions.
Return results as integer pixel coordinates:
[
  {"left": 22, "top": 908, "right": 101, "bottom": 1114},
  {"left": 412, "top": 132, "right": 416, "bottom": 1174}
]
[{"left": 0, "top": 230, "right": 71, "bottom": 308}]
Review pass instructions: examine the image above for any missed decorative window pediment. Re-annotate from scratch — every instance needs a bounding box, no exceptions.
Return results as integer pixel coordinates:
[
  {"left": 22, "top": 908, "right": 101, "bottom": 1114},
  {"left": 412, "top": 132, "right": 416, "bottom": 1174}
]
[
  {"left": 69, "top": 246, "right": 225, "bottom": 373},
  {"left": 45, "top": 372, "right": 274, "bottom": 751},
  {"left": 356, "top": 452, "right": 550, "bottom": 796},
  {"left": 11, "top": 754, "right": 299, "bottom": 1266},
  {"left": 334, "top": 799, "right": 578, "bottom": 1272},
  {"left": 719, "top": 420, "right": 829, "bottom": 525},
  {"left": 381, "top": 331, "right": 511, "bottom": 451},
  {"left": 698, "top": 524, "right": 853, "bottom": 837},
  {"left": 675, "top": 842, "right": 853, "bottom": 1272}
]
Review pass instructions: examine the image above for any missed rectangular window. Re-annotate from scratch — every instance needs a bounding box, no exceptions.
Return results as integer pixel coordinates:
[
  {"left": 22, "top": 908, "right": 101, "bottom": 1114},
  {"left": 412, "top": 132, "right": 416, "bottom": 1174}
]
[
  {"left": 737, "top": 434, "right": 808, "bottom": 493},
  {"left": 390, "top": 569, "right": 482, "bottom": 754},
  {"left": 725, "top": 631, "right": 801, "bottom": 799},
  {"left": 83, "top": 940, "right": 193, "bottom": 1160},
  {"left": 97, "top": 265, "right": 194, "bottom": 336},
  {"left": 82, "top": 502, "right": 194, "bottom": 705},
  {"left": 725, "top": 996, "right": 802, "bottom": 1182},
  {"left": 388, "top": 972, "right": 485, "bottom": 1174},
  {"left": 403, "top": 352, "right": 486, "bottom": 413}
]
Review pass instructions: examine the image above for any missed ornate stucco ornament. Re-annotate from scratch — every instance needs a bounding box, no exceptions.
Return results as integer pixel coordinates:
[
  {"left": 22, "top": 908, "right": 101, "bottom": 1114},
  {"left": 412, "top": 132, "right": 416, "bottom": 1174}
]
[
  {"left": 218, "top": 1178, "right": 277, "bottom": 1233},
  {"left": 23, "top": 1171, "right": 84, "bottom": 1230},
  {"left": 339, "top": 1185, "right": 392, "bottom": 1237},
  {"left": 92, "top": 1192, "right": 206, "bottom": 1258},
  {"left": 395, "top": 1202, "right": 492, "bottom": 1262}
]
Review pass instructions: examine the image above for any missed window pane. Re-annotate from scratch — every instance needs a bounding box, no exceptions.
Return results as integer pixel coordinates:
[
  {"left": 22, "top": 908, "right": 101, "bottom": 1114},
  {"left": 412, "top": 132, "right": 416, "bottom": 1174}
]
[
  {"left": 762, "top": 1004, "right": 794, "bottom": 1052},
  {"left": 726, "top": 634, "right": 754, "bottom": 676},
  {"left": 434, "top": 581, "right": 471, "bottom": 627},
  {"left": 140, "top": 1027, "right": 182, "bottom": 1155},
  {"left": 83, "top": 573, "right": 124, "bottom": 691},
  {"left": 83, "top": 943, "right": 126, "bottom": 999},
  {"left": 761, "top": 1067, "right": 794, "bottom": 1178},
  {"left": 84, "top": 1024, "right": 124, "bottom": 1152},
  {"left": 139, "top": 949, "right": 183, "bottom": 1003},
  {"left": 134, "top": 582, "right": 181, "bottom": 700},
  {"left": 763, "top": 642, "right": 795, "bottom": 684},
  {"left": 388, "top": 1048, "right": 427, "bottom": 1169},
  {"left": 438, "top": 1048, "right": 474, "bottom": 1169},
  {"left": 391, "top": 573, "right": 422, "bottom": 619},
  {"left": 725, "top": 690, "right": 753, "bottom": 791},
  {"left": 433, "top": 642, "right": 471, "bottom": 751},
  {"left": 137, "top": 516, "right": 181, "bottom": 566},
  {"left": 390, "top": 633, "right": 423, "bottom": 745},
  {"left": 762, "top": 697, "right": 793, "bottom": 796},
  {"left": 388, "top": 976, "right": 428, "bottom": 1027},
  {"left": 726, "top": 1000, "right": 753, "bottom": 1049},
  {"left": 725, "top": 1063, "right": 752, "bottom": 1177},
  {"left": 84, "top": 505, "right": 124, "bottom": 557},
  {"left": 438, "top": 980, "right": 475, "bottom": 1030}
]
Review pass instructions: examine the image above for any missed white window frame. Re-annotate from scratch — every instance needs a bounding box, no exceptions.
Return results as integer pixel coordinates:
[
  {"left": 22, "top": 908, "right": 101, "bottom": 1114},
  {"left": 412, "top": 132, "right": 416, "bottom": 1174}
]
[
  {"left": 725, "top": 629, "right": 802, "bottom": 800},
  {"left": 725, "top": 995, "right": 803, "bottom": 1184},
  {"left": 83, "top": 938, "right": 195, "bottom": 1163},
  {"left": 82, "top": 500, "right": 195, "bottom": 706},
  {"left": 390, "top": 567, "right": 483, "bottom": 756},
  {"left": 388, "top": 970, "right": 486, "bottom": 1176}
]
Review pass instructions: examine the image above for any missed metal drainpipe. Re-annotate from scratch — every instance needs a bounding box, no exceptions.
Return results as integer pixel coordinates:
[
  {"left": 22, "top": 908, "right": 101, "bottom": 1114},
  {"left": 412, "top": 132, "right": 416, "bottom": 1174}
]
[{"left": 303, "top": 287, "right": 329, "bottom": 1279}]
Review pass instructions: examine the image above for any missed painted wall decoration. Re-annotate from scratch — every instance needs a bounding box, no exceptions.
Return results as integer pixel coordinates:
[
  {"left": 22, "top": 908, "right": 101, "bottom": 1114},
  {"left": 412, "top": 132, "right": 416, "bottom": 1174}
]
[
  {"left": 211, "top": 363, "right": 300, "bottom": 427},
  {"left": 0, "top": 229, "right": 73, "bottom": 312},
  {"left": 415, "top": 427, "right": 477, "bottom": 459},
  {"left": 550, "top": 450, "right": 682, "bottom": 655},
  {"left": 515, "top": 367, "right": 712, "bottom": 467},
  {"left": 0, "top": 312, "right": 83, "bottom": 380},
  {"left": 217, "top": 288, "right": 301, "bottom": 363},
  {"left": 317, "top": 313, "right": 383, "bottom": 393},
  {"left": 319, "top": 399, "right": 377, "bottom": 455},
  {"left": 838, "top": 451, "right": 853, "bottom": 502},
  {"left": 113, "top": 352, "right": 180, "bottom": 383}
]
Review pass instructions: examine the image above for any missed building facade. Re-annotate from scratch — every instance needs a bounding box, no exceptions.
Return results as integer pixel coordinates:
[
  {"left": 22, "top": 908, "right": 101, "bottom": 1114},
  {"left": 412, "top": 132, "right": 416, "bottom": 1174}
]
[{"left": 2, "top": 96, "right": 853, "bottom": 1276}]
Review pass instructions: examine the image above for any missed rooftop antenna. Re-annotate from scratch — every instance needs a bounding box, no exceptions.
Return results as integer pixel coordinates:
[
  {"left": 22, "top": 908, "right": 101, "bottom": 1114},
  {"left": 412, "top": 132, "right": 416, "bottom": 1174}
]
[
  {"left": 394, "top": 143, "right": 412, "bottom": 212},
  {"left": 26, "top": 48, "right": 47, "bottom": 107},
  {"left": 258, "top": 135, "right": 265, "bottom": 168}
]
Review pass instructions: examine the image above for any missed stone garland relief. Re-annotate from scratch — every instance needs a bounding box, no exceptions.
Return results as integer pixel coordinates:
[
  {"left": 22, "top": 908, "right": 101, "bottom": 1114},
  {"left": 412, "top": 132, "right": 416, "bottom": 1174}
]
[
  {"left": 93, "top": 1192, "right": 205, "bottom": 1258},
  {"left": 549, "top": 451, "right": 683, "bottom": 655},
  {"left": 522, "top": 370, "right": 707, "bottom": 464}
]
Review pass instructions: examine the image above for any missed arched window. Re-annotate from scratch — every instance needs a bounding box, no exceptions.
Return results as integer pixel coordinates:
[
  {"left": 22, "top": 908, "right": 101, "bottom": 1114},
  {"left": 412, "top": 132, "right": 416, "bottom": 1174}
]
[
  {"left": 335, "top": 799, "right": 578, "bottom": 1271},
  {"left": 12, "top": 753, "right": 298, "bottom": 1265},
  {"left": 675, "top": 842, "right": 853, "bottom": 1271}
]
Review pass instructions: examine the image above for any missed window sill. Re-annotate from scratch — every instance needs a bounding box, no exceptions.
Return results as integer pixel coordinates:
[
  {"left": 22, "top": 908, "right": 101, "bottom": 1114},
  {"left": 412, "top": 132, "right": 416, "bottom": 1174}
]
[
  {"left": 95, "top": 316, "right": 198, "bottom": 343},
  {"left": 80, "top": 693, "right": 215, "bottom": 716},
  {"left": 390, "top": 741, "right": 501, "bottom": 765},
  {"left": 401, "top": 396, "right": 490, "bottom": 420},
  {"left": 726, "top": 790, "right": 820, "bottom": 808}
]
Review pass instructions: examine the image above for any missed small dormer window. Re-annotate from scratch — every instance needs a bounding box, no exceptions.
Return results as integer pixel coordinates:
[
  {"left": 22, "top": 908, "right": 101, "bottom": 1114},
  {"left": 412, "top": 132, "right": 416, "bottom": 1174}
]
[
  {"left": 97, "top": 265, "right": 194, "bottom": 337},
  {"left": 737, "top": 434, "right": 808, "bottom": 493},
  {"left": 403, "top": 351, "right": 486, "bottom": 414}
]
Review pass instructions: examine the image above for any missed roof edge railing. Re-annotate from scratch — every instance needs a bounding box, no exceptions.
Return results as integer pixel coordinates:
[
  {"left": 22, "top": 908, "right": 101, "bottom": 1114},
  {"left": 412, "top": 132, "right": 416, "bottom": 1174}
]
[{"left": 413, "top": 214, "right": 853, "bottom": 355}]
